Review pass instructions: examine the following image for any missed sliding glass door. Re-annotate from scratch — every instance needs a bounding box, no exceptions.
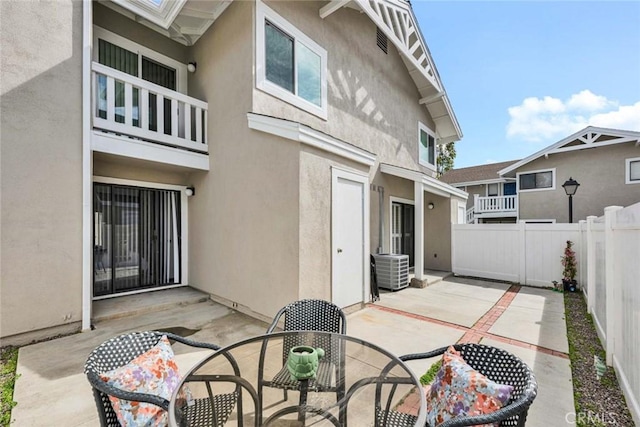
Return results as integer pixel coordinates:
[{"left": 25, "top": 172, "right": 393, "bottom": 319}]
[
  {"left": 391, "top": 202, "right": 415, "bottom": 268},
  {"left": 93, "top": 183, "right": 181, "bottom": 297}
]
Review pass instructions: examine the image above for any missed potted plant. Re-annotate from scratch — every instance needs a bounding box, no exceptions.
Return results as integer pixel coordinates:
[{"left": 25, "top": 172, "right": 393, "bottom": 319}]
[{"left": 561, "top": 240, "right": 577, "bottom": 292}]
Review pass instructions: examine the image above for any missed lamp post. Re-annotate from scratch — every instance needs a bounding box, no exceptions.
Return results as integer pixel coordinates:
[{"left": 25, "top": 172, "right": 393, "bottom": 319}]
[{"left": 562, "top": 177, "right": 580, "bottom": 223}]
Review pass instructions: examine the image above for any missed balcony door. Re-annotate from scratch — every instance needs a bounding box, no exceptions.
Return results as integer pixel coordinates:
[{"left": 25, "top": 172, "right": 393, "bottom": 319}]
[
  {"left": 391, "top": 201, "right": 415, "bottom": 268},
  {"left": 93, "top": 183, "right": 181, "bottom": 297},
  {"left": 95, "top": 31, "right": 179, "bottom": 135}
]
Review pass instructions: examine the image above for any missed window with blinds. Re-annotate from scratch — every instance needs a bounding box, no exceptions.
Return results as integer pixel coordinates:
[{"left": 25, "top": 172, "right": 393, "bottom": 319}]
[
  {"left": 93, "top": 183, "right": 182, "bottom": 297},
  {"left": 96, "top": 39, "right": 177, "bottom": 133}
]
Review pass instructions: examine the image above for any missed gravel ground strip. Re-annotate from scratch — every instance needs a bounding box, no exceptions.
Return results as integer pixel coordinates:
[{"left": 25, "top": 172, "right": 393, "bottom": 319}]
[{"left": 564, "top": 291, "right": 635, "bottom": 427}]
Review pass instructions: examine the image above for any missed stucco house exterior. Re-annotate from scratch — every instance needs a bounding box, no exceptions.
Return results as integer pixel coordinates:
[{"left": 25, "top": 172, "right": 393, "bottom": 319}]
[
  {"left": 442, "top": 127, "right": 640, "bottom": 224},
  {"left": 1, "top": 0, "right": 467, "bottom": 345}
]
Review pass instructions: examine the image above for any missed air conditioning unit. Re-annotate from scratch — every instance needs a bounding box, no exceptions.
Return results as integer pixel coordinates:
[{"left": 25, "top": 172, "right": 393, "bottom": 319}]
[{"left": 373, "top": 254, "right": 409, "bottom": 290}]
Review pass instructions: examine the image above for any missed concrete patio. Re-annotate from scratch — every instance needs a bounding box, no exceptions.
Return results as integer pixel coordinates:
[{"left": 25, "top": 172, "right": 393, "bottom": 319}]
[{"left": 11, "top": 276, "right": 574, "bottom": 426}]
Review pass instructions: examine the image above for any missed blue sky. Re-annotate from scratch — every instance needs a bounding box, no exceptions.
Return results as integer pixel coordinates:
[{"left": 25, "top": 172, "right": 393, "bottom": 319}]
[{"left": 412, "top": 1, "right": 640, "bottom": 168}]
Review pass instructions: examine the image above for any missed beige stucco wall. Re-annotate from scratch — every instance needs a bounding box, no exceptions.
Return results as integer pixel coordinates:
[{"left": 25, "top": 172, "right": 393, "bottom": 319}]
[
  {"left": 1, "top": 0, "right": 83, "bottom": 338},
  {"left": 254, "top": 1, "right": 437, "bottom": 176},
  {"left": 187, "top": 1, "right": 300, "bottom": 318},
  {"left": 298, "top": 149, "right": 368, "bottom": 301},
  {"left": 93, "top": 2, "right": 188, "bottom": 64},
  {"left": 464, "top": 184, "right": 485, "bottom": 210},
  {"left": 93, "top": 155, "right": 192, "bottom": 186},
  {"left": 517, "top": 143, "right": 640, "bottom": 222},
  {"left": 424, "top": 194, "right": 452, "bottom": 271}
]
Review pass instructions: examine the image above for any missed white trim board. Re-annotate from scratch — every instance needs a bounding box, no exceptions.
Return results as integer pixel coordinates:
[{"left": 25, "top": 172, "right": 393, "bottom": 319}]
[
  {"left": 82, "top": 0, "right": 93, "bottom": 331},
  {"left": 92, "top": 131, "right": 209, "bottom": 171},
  {"left": 247, "top": 113, "right": 376, "bottom": 166},
  {"left": 379, "top": 163, "right": 469, "bottom": 200}
]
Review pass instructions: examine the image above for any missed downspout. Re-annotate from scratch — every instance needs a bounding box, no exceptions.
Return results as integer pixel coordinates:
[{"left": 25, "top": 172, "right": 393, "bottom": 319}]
[
  {"left": 81, "top": 0, "right": 93, "bottom": 331},
  {"left": 377, "top": 186, "right": 384, "bottom": 253}
]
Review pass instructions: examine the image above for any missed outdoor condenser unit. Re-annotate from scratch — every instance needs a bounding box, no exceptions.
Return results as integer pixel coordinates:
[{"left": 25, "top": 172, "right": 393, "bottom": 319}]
[{"left": 373, "top": 254, "right": 409, "bottom": 290}]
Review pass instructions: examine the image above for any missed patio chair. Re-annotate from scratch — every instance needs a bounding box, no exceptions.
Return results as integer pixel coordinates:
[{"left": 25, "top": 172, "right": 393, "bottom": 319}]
[
  {"left": 375, "top": 343, "right": 538, "bottom": 427},
  {"left": 259, "top": 299, "right": 347, "bottom": 422},
  {"left": 84, "top": 330, "right": 240, "bottom": 427}
]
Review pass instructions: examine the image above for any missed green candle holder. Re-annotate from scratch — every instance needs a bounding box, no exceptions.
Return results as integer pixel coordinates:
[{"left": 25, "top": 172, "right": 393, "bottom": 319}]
[{"left": 286, "top": 345, "right": 325, "bottom": 381}]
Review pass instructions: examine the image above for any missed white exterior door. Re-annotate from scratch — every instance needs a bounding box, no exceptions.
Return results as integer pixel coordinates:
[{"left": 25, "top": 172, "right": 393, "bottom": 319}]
[{"left": 332, "top": 169, "right": 369, "bottom": 308}]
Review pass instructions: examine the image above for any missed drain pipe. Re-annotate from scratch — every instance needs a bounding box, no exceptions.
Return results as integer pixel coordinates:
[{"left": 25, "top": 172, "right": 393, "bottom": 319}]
[{"left": 377, "top": 186, "right": 384, "bottom": 253}]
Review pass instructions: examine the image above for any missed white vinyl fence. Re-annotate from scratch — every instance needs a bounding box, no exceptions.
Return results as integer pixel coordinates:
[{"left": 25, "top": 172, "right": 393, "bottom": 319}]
[
  {"left": 452, "top": 222, "right": 584, "bottom": 287},
  {"left": 452, "top": 204, "right": 640, "bottom": 425},
  {"left": 586, "top": 204, "right": 640, "bottom": 426}
]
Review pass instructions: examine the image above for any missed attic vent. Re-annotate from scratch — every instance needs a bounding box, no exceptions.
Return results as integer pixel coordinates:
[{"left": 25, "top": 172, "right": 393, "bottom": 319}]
[{"left": 376, "top": 27, "right": 388, "bottom": 54}]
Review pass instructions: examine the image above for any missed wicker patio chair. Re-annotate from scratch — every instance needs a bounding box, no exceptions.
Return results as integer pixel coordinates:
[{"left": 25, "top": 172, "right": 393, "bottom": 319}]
[
  {"left": 259, "top": 299, "right": 347, "bottom": 422},
  {"left": 85, "top": 330, "right": 240, "bottom": 427},
  {"left": 375, "top": 343, "right": 538, "bottom": 427}
]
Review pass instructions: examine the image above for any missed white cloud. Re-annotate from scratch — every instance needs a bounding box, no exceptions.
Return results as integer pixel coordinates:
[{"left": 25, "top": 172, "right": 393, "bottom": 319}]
[{"left": 506, "top": 90, "right": 640, "bottom": 142}]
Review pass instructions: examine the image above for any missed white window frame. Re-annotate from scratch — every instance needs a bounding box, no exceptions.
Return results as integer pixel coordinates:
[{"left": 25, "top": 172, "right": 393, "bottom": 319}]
[
  {"left": 625, "top": 157, "right": 640, "bottom": 184},
  {"left": 516, "top": 168, "right": 556, "bottom": 192},
  {"left": 418, "top": 122, "right": 436, "bottom": 171},
  {"left": 256, "top": 1, "right": 328, "bottom": 119},
  {"left": 93, "top": 26, "right": 188, "bottom": 93},
  {"left": 92, "top": 176, "right": 190, "bottom": 296},
  {"left": 486, "top": 183, "right": 500, "bottom": 197}
]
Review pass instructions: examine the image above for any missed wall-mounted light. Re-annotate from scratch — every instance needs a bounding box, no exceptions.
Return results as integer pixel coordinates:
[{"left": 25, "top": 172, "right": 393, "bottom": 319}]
[
  {"left": 187, "top": 62, "right": 197, "bottom": 73},
  {"left": 185, "top": 186, "right": 195, "bottom": 197},
  {"left": 428, "top": 202, "right": 435, "bottom": 210}
]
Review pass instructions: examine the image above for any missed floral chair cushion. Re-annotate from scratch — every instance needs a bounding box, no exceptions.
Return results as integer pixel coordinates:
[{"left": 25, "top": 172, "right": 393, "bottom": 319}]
[
  {"left": 100, "top": 335, "right": 192, "bottom": 426},
  {"left": 426, "top": 346, "right": 513, "bottom": 427}
]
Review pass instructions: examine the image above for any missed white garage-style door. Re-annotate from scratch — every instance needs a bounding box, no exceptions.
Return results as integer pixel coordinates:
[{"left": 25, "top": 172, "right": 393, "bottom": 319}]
[{"left": 331, "top": 168, "right": 369, "bottom": 308}]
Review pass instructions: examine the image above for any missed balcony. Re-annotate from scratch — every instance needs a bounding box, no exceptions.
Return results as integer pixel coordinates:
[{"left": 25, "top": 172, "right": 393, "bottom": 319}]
[
  {"left": 467, "top": 195, "right": 518, "bottom": 223},
  {"left": 91, "top": 62, "right": 209, "bottom": 169}
]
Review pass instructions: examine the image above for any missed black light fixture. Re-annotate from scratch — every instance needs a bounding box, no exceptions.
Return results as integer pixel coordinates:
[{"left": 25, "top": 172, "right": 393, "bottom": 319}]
[
  {"left": 187, "top": 62, "right": 197, "bottom": 73},
  {"left": 185, "top": 186, "right": 195, "bottom": 197},
  {"left": 427, "top": 202, "right": 435, "bottom": 210},
  {"left": 562, "top": 177, "right": 580, "bottom": 223}
]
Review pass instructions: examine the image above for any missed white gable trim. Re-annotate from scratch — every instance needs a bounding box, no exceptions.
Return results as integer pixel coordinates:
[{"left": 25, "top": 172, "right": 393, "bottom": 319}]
[
  {"left": 321, "top": 0, "right": 462, "bottom": 143},
  {"left": 111, "top": 0, "right": 186, "bottom": 30},
  {"left": 499, "top": 126, "right": 640, "bottom": 176},
  {"left": 247, "top": 113, "right": 376, "bottom": 167}
]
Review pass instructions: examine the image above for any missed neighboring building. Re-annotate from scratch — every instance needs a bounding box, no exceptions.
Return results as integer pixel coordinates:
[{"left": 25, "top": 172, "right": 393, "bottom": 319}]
[
  {"left": 443, "top": 127, "right": 640, "bottom": 224},
  {"left": 440, "top": 160, "right": 520, "bottom": 224},
  {"left": 1, "top": 0, "right": 466, "bottom": 344}
]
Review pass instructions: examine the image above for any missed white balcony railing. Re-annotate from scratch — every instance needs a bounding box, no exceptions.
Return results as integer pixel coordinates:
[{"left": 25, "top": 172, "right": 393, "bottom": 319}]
[
  {"left": 474, "top": 194, "right": 518, "bottom": 214},
  {"left": 92, "top": 62, "right": 208, "bottom": 154},
  {"left": 466, "top": 207, "right": 475, "bottom": 224}
]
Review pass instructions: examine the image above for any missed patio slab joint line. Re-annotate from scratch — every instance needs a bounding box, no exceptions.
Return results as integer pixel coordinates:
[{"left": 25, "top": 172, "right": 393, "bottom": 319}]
[{"left": 369, "top": 284, "right": 568, "bottom": 359}]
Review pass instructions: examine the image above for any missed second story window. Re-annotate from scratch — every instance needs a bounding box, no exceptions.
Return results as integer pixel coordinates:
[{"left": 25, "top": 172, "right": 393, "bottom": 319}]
[
  {"left": 257, "top": 1, "right": 327, "bottom": 119},
  {"left": 518, "top": 169, "right": 555, "bottom": 191},
  {"left": 626, "top": 158, "right": 640, "bottom": 184},
  {"left": 487, "top": 183, "right": 499, "bottom": 197},
  {"left": 418, "top": 122, "right": 436, "bottom": 170}
]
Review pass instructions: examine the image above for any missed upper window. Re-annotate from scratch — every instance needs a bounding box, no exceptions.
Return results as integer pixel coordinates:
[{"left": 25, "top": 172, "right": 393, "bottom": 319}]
[
  {"left": 93, "top": 27, "right": 186, "bottom": 92},
  {"left": 626, "top": 158, "right": 640, "bottom": 184},
  {"left": 487, "top": 183, "right": 499, "bottom": 197},
  {"left": 518, "top": 169, "right": 555, "bottom": 191},
  {"left": 256, "top": 2, "right": 327, "bottom": 119},
  {"left": 418, "top": 122, "right": 436, "bottom": 169}
]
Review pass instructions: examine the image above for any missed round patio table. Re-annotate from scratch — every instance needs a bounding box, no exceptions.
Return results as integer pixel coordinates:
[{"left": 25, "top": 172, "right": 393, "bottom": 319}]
[{"left": 168, "top": 331, "right": 426, "bottom": 426}]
